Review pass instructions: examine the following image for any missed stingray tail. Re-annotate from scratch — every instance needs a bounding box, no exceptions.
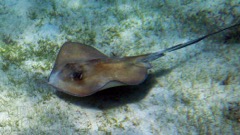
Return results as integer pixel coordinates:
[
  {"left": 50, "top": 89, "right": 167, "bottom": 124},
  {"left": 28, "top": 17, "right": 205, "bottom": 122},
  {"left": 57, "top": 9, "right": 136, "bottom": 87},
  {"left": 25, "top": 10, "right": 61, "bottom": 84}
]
[{"left": 140, "top": 23, "right": 240, "bottom": 63}]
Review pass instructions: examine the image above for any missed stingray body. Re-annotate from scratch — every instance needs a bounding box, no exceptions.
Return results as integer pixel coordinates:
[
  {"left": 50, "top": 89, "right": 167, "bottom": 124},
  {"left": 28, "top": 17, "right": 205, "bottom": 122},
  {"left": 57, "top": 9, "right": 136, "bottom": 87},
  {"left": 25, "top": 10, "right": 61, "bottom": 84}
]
[
  {"left": 49, "top": 23, "right": 240, "bottom": 97},
  {"left": 49, "top": 42, "right": 151, "bottom": 96}
]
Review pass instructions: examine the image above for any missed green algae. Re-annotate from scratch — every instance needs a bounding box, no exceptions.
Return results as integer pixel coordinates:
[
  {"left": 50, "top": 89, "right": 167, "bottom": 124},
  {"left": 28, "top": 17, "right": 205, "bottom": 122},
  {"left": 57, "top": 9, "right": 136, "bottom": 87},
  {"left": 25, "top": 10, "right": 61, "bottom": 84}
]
[
  {"left": 62, "top": 25, "right": 97, "bottom": 45},
  {"left": 0, "top": 38, "right": 58, "bottom": 91},
  {"left": 0, "top": 43, "right": 26, "bottom": 69},
  {"left": 0, "top": 38, "right": 57, "bottom": 68}
]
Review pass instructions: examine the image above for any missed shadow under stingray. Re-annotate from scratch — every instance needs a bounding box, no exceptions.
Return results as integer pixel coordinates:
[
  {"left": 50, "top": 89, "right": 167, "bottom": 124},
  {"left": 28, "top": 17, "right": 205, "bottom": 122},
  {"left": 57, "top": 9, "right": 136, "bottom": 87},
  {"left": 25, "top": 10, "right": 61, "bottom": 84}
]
[{"left": 56, "top": 73, "right": 157, "bottom": 110}]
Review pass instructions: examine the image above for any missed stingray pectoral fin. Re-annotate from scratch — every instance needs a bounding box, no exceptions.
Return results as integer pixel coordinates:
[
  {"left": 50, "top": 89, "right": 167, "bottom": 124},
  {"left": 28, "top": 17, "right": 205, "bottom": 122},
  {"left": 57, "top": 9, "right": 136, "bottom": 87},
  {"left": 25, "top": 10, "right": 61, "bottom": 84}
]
[
  {"left": 99, "top": 81, "right": 126, "bottom": 90},
  {"left": 51, "top": 42, "right": 108, "bottom": 74},
  {"left": 56, "top": 42, "right": 108, "bottom": 64},
  {"left": 108, "top": 62, "right": 149, "bottom": 86},
  {"left": 49, "top": 75, "right": 105, "bottom": 97},
  {"left": 96, "top": 67, "right": 148, "bottom": 91},
  {"left": 48, "top": 71, "right": 90, "bottom": 97},
  {"left": 134, "top": 61, "right": 152, "bottom": 69}
]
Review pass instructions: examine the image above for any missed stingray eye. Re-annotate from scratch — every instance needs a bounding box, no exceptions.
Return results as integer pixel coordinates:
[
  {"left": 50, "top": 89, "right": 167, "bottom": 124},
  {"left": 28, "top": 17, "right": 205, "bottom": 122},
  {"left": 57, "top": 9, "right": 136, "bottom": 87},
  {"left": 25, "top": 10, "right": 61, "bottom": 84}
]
[{"left": 71, "top": 71, "right": 83, "bottom": 80}]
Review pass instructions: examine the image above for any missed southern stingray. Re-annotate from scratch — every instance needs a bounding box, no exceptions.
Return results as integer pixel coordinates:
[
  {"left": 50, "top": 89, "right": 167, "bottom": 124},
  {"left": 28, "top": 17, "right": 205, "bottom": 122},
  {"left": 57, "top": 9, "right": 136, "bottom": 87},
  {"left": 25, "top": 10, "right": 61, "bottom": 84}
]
[{"left": 48, "top": 23, "right": 240, "bottom": 97}]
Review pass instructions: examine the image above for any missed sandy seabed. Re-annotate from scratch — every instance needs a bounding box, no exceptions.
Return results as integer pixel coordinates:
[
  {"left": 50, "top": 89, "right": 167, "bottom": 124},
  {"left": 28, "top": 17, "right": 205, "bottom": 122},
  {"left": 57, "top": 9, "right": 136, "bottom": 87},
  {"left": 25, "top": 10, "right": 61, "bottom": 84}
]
[{"left": 0, "top": 0, "right": 239, "bottom": 134}]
